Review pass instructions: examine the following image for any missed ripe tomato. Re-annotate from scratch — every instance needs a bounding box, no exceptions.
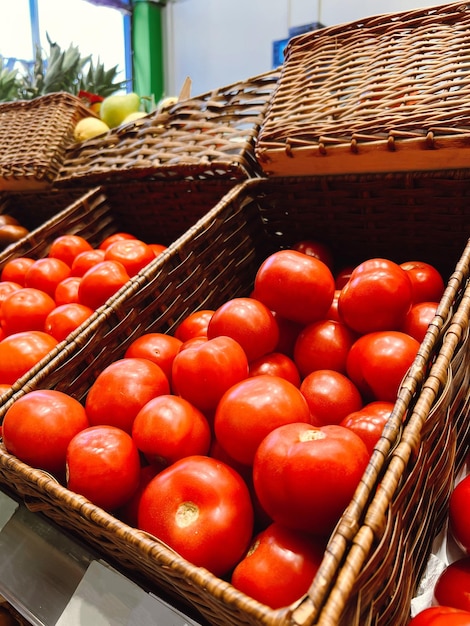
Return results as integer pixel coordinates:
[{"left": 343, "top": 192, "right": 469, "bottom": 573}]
[
  {"left": 326, "top": 289, "right": 341, "bottom": 322},
  {"left": 44, "top": 303, "right": 94, "bottom": 342},
  {"left": 0, "top": 287, "right": 56, "bottom": 335},
  {"left": 449, "top": 474, "right": 470, "bottom": 554},
  {"left": 70, "top": 248, "right": 106, "bottom": 277},
  {"left": 2, "top": 389, "right": 89, "bottom": 477},
  {"left": 300, "top": 369, "right": 363, "bottom": 426},
  {"left": 104, "top": 238, "right": 156, "bottom": 277},
  {"left": 124, "top": 332, "right": 182, "bottom": 384},
  {"left": 408, "top": 607, "right": 470, "bottom": 625},
  {"left": 171, "top": 335, "right": 248, "bottom": 413},
  {"left": 271, "top": 312, "right": 303, "bottom": 358},
  {"left": 292, "top": 239, "right": 334, "bottom": 271},
  {"left": 54, "top": 276, "right": 82, "bottom": 305},
  {"left": 173, "top": 309, "right": 214, "bottom": 342},
  {"left": 401, "top": 301, "right": 439, "bottom": 344},
  {"left": 207, "top": 297, "right": 279, "bottom": 362},
  {"left": 48, "top": 234, "right": 93, "bottom": 267},
  {"left": 0, "top": 281, "right": 22, "bottom": 310},
  {"left": 214, "top": 374, "right": 311, "bottom": 466},
  {"left": 253, "top": 250, "right": 335, "bottom": 325},
  {"left": 85, "top": 357, "right": 170, "bottom": 434},
  {"left": 78, "top": 260, "right": 130, "bottom": 310},
  {"left": 0, "top": 257, "right": 35, "bottom": 286},
  {"left": 346, "top": 331, "right": 420, "bottom": 402},
  {"left": 400, "top": 260, "right": 445, "bottom": 304},
  {"left": 117, "top": 464, "right": 158, "bottom": 527},
  {"left": 99, "top": 231, "right": 137, "bottom": 251},
  {"left": 340, "top": 400, "right": 395, "bottom": 455},
  {"left": 149, "top": 243, "right": 167, "bottom": 257},
  {"left": 293, "top": 319, "right": 357, "bottom": 377},
  {"left": 0, "top": 330, "right": 58, "bottom": 385},
  {"left": 335, "top": 265, "right": 355, "bottom": 290},
  {"left": 434, "top": 557, "right": 470, "bottom": 612},
  {"left": 66, "top": 425, "right": 141, "bottom": 511},
  {"left": 137, "top": 455, "right": 254, "bottom": 577},
  {"left": 338, "top": 258, "right": 413, "bottom": 334},
  {"left": 231, "top": 522, "right": 325, "bottom": 609},
  {"left": 132, "top": 395, "right": 211, "bottom": 467},
  {"left": 24, "top": 257, "right": 72, "bottom": 298},
  {"left": 249, "top": 352, "right": 301, "bottom": 387},
  {"left": 253, "top": 422, "right": 369, "bottom": 536}
]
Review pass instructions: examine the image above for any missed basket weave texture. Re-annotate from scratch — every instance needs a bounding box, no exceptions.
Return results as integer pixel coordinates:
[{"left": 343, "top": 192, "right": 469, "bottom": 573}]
[
  {"left": 0, "top": 93, "right": 93, "bottom": 191},
  {"left": 0, "top": 174, "right": 469, "bottom": 625},
  {"left": 256, "top": 2, "right": 470, "bottom": 177},
  {"left": 55, "top": 69, "right": 280, "bottom": 188}
]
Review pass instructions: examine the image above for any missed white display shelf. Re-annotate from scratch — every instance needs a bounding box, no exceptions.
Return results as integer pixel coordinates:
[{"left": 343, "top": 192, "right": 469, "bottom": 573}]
[{"left": 0, "top": 489, "right": 206, "bottom": 626}]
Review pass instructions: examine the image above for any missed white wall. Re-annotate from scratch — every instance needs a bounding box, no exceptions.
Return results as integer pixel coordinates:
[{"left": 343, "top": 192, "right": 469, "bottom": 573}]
[{"left": 163, "top": 0, "right": 450, "bottom": 98}]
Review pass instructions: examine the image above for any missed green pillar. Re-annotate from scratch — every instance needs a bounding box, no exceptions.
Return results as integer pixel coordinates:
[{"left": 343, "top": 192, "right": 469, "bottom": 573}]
[{"left": 131, "top": 0, "right": 164, "bottom": 109}]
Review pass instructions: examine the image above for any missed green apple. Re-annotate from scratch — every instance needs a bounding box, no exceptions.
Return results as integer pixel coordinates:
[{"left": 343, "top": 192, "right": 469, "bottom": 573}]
[{"left": 100, "top": 92, "right": 141, "bottom": 128}]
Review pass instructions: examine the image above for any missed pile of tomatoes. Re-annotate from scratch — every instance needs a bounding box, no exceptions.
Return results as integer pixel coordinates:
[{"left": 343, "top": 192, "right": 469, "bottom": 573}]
[
  {"left": 1, "top": 239, "right": 448, "bottom": 610},
  {"left": 0, "top": 231, "right": 167, "bottom": 389}
]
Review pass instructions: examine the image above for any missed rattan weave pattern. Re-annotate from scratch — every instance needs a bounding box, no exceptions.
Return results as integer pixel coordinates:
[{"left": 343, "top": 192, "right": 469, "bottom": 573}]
[
  {"left": 0, "top": 174, "right": 468, "bottom": 626},
  {"left": 256, "top": 2, "right": 470, "bottom": 176},
  {"left": 0, "top": 93, "right": 93, "bottom": 191},
  {"left": 55, "top": 70, "right": 280, "bottom": 187}
]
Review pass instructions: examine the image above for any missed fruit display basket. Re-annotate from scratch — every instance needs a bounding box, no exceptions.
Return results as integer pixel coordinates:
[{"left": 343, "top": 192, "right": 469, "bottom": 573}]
[
  {"left": 55, "top": 69, "right": 280, "bottom": 188},
  {"left": 0, "top": 92, "right": 93, "bottom": 191},
  {"left": 256, "top": 2, "right": 470, "bottom": 177},
  {"left": 0, "top": 171, "right": 468, "bottom": 625}
]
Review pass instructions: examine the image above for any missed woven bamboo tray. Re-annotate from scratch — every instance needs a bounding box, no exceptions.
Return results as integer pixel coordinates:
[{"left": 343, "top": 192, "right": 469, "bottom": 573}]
[
  {"left": 0, "top": 93, "right": 93, "bottom": 191},
  {"left": 0, "top": 178, "right": 231, "bottom": 399},
  {"left": 55, "top": 69, "right": 280, "bottom": 188},
  {"left": 0, "top": 172, "right": 468, "bottom": 625},
  {"left": 256, "top": 2, "right": 470, "bottom": 177}
]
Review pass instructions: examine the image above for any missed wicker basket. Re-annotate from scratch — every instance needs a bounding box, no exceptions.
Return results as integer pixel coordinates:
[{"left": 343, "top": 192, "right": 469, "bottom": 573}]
[
  {"left": 0, "top": 173, "right": 468, "bottom": 626},
  {"left": 0, "top": 93, "right": 93, "bottom": 191},
  {"left": 55, "top": 69, "right": 280, "bottom": 188},
  {"left": 256, "top": 2, "right": 470, "bottom": 177}
]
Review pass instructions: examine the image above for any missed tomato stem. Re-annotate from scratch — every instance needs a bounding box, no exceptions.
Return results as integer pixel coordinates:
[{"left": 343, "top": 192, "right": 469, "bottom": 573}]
[{"left": 176, "top": 501, "right": 199, "bottom": 527}]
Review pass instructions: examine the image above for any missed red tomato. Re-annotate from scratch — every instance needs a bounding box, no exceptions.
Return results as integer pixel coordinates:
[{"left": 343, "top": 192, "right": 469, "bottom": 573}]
[
  {"left": 0, "top": 281, "right": 22, "bottom": 311},
  {"left": 408, "top": 607, "right": 470, "bottom": 625},
  {"left": 2, "top": 389, "right": 89, "bottom": 477},
  {"left": 434, "top": 557, "right": 470, "bottom": 613},
  {"left": 0, "top": 257, "right": 35, "bottom": 286},
  {"left": 401, "top": 301, "right": 439, "bottom": 344},
  {"left": 117, "top": 464, "right": 158, "bottom": 527},
  {"left": 104, "top": 238, "right": 156, "bottom": 277},
  {"left": 149, "top": 243, "right": 168, "bottom": 257},
  {"left": 214, "top": 374, "right": 311, "bottom": 466},
  {"left": 300, "top": 369, "right": 363, "bottom": 426},
  {"left": 249, "top": 352, "right": 301, "bottom": 387},
  {"left": 271, "top": 312, "right": 303, "bottom": 358},
  {"left": 449, "top": 474, "right": 470, "bottom": 554},
  {"left": 292, "top": 239, "right": 334, "bottom": 271},
  {"left": 24, "top": 257, "right": 72, "bottom": 298},
  {"left": 137, "top": 455, "right": 254, "bottom": 577},
  {"left": 54, "top": 276, "right": 82, "bottom": 305},
  {"left": 326, "top": 289, "right": 341, "bottom": 322},
  {"left": 340, "top": 400, "right": 395, "bottom": 455},
  {"left": 44, "top": 303, "right": 94, "bottom": 342},
  {"left": 173, "top": 310, "right": 214, "bottom": 342},
  {"left": 66, "top": 425, "right": 141, "bottom": 511},
  {"left": 48, "top": 234, "right": 93, "bottom": 267},
  {"left": 346, "top": 331, "right": 420, "bottom": 402},
  {"left": 0, "top": 287, "right": 56, "bottom": 335},
  {"left": 0, "top": 331, "right": 58, "bottom": 385},
  {"left": 207, "top": 297, "right": 279, "bottom": 362},
  {"left": 253, "top": 422, "right": 369, "bottom": 536},
  {"left": 124, "top": 332, "right": 182, "bottom": 385},
  {"left": 338, "top": 258, "right": 413, "bottom": 334},
  {"left": 99, "top": 232, "right": 137, "bottom": 251},
  {"left": 78, "top": 260, "right": 130, "bottom": 310},
  {"left": 171, "top": 335, "right": 248, "bottom": 413},
  {"left": 293, "top": 319, "right": 357, "bottom": 377},
  {"left": 85, "top": 357, "right": 170, "bottom": 434},
  {"left": 335, "top": 265, "right": 355, "bottom": 290},
  {"left": 231, "top": 522, "right": 325, "bottom": 609},
  {"left": 400, "top": 261, "right": 445, "bottom": 304},
  {"left": 132, "top": 395, "right": 211, "bottom": 467},
  {"left": 253, "top": 250, "right": 335, "bottom": 325},
  {"left": 70, "top": 248, "right": 106, "bottom": 277}
]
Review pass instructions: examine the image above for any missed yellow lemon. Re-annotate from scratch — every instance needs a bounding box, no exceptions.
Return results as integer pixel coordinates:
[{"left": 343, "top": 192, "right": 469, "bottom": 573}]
[{"left": 74, "top": 117, "right": 110, "bottom": 142}]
